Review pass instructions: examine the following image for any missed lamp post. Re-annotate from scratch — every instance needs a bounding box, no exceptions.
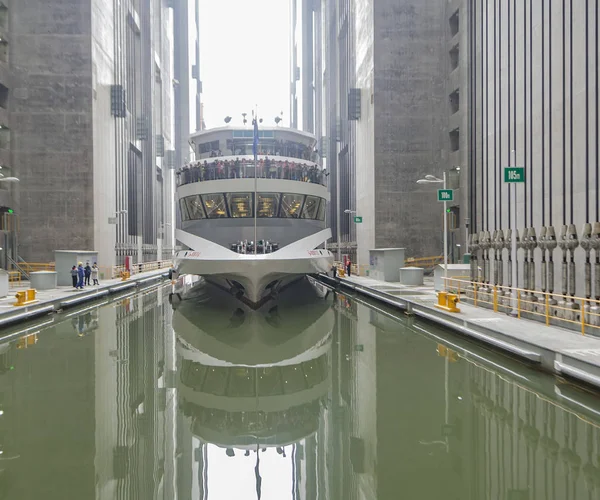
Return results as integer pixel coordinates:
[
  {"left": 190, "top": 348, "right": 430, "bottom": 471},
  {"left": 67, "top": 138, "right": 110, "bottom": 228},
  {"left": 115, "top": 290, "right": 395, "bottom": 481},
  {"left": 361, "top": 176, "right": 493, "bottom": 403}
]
[
  {"left": 344, "top": 209, "right": 360, "bottom": 275},
  {"left": 416, "top": 173, "right": 448, "bottom": 279}
]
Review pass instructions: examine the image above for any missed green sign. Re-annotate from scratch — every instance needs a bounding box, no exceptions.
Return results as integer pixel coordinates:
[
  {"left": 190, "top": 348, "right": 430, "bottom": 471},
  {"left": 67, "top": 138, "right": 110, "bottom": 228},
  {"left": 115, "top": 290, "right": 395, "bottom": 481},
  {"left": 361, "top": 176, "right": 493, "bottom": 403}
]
[
  {"left": 437, "top": 189, "right": 453, "bottom": 202},
  {"left": 354, "top": 216, "right": 363, "bottom": 223},
  {"left": 504, "top": 167, "right": 525, "bottom": 183}
]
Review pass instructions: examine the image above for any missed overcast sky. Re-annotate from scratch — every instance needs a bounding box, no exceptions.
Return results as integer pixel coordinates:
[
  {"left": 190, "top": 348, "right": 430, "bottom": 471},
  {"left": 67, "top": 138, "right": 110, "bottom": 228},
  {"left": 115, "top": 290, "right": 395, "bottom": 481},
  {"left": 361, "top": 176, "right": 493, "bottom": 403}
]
[{"left": 198, "top": 0, "right": 291, "bottom": 128}]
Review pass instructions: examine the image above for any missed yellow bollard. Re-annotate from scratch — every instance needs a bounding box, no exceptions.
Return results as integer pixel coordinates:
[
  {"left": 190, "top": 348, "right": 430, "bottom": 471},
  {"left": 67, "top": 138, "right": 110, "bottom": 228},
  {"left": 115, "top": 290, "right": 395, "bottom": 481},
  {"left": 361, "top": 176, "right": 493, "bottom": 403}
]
[
  {"left": 13, "top": 289, "right": 38, "bottom": 307},
  {"left": 435, "top": 292, "right": 461, "bottom": 313}
]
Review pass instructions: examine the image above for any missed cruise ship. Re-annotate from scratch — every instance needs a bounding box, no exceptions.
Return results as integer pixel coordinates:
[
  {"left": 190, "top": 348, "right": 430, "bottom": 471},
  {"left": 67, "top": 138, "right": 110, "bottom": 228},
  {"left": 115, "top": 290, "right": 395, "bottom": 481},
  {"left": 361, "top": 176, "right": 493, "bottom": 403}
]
[{"left": 174, "top": 123, "right": 333, "bottom": 306}]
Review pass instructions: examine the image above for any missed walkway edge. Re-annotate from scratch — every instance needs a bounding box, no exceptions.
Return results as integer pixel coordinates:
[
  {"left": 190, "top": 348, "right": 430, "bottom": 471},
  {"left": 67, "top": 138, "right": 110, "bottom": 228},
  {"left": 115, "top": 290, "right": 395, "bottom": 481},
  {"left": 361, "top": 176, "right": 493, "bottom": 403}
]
[
  {"left": 0, "top": 271, "right": 169, "bottom": 329},
  {"left": 315, "top": 273, "right": 600, "bottom": 391}
]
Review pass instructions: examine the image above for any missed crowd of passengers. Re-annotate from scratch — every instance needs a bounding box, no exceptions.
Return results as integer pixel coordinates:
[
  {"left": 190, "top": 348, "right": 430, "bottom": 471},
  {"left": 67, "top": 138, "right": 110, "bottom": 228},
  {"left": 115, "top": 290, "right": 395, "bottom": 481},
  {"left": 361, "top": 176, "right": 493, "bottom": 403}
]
[
  {"left": 230, "top": 240, "right": 279, "bottom": 254},
  {"left": 176, "top": 157, "right": 327, "bottom": 186}
]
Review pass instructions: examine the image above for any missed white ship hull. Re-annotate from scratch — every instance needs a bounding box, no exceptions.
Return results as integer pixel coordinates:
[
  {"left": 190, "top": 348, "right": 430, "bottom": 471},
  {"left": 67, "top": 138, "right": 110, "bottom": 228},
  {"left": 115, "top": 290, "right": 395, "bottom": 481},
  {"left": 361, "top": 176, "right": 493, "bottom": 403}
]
[{"left": 174, "top": 228, "right": 333, "bottom": 305}]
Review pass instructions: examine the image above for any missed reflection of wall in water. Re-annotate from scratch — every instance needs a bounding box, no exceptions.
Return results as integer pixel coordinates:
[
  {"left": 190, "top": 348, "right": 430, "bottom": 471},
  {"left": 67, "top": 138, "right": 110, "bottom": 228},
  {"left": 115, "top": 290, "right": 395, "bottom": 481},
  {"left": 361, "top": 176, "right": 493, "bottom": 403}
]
[
  {"left": 11, "top": 323, "right": 96, "bottom": 499},
  {"left": 467, "top": 364, "right": 600, "bottom": 499},
  {"left": 96, "top": 290, "right": 171, "bottom": 500},
  {"left": 374, "top": 313, "right": 463, "bottom": 499}
]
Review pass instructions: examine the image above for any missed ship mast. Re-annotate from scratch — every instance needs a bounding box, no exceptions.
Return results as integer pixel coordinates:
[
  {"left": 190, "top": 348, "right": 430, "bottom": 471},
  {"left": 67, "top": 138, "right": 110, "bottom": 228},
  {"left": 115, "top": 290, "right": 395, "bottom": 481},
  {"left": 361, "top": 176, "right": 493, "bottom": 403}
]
[{"left": 252, "top": 110, "right": 259, "bottom": 255}]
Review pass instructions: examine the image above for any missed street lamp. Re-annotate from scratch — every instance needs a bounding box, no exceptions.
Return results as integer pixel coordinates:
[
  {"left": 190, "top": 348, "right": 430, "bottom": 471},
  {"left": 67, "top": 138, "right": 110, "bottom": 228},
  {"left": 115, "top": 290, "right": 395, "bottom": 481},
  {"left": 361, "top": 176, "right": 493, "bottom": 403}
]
[
  {"left": 344, "top": 209, "right": 360, "bottom": 275},
  {"left": 416, "top": 173, "right": 448, "bottom": 279}
]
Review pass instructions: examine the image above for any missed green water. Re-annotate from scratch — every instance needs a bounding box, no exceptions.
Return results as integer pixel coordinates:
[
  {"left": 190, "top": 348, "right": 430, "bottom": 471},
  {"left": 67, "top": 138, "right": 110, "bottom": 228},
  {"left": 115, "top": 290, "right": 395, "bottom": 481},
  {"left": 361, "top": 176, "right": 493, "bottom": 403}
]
[{"left": 0, "top": 280, "right": 597, "bottom": 499}]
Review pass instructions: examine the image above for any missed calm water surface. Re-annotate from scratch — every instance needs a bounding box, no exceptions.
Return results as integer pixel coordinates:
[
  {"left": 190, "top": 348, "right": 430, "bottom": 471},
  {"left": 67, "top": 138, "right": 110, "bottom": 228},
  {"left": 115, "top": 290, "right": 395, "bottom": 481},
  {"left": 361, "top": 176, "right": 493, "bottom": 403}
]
[{"left": 0, "top": 279, "right": 597, "bottom": 499}]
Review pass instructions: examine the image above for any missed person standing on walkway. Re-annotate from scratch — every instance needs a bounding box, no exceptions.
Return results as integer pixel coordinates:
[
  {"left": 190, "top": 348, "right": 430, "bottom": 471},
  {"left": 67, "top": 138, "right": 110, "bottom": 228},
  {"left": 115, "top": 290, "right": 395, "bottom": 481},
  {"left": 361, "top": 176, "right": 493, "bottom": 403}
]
[
  {"left": 84, "top": 261, "right": 92, "bottom": 286},
  {"left": 70, "top": 266, "right": 78, "bottom": 288},
  {"left": 77, "top": 263, "right": 85, "bottom": 289},
  {"left": 331, "top": 264, "right": 337, "bottom": 278},
  {"left": 91, "top": 263, "right": 99, "bottom": 285},
  {"left": 346, "top": 259, "right": 352, "bottom": 277}
]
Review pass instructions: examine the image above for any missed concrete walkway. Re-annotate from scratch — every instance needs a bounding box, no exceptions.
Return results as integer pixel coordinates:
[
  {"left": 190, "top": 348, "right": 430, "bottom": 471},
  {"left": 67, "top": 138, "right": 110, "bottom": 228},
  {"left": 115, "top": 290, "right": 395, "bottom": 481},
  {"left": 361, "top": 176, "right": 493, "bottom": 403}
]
[
  {"left": 318, "top": 273, "right": 600, "bottom": 391},
  {"left": 0, "top": 269, "right": 170, "bottom": 328}
]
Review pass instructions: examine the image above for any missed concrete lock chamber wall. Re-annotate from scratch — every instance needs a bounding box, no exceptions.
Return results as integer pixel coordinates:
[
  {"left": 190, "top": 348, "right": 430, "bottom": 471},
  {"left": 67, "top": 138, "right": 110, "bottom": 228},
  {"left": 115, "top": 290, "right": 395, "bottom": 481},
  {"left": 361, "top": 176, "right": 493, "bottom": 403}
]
[{"left": 466, "top": 0, "right": 600, "bottom": 324}]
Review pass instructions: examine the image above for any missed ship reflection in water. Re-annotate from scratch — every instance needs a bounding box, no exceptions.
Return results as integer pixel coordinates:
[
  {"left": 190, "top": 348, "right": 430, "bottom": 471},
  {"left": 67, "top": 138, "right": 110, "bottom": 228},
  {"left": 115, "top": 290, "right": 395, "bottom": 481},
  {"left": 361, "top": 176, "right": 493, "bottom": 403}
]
[
  {"left": 172, "top": 277, "right": 334, "bottom": 498},
  {"left": 0, "top": 284, "right": 599, "bottom": 498}
]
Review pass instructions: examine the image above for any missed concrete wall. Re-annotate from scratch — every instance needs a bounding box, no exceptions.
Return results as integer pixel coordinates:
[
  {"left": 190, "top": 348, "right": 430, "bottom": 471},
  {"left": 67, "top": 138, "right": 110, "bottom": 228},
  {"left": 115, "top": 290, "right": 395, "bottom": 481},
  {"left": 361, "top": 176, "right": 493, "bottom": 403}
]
[
  {"left": 354, "top": 0, "right": 375, "bottom": 268},
  {"left": 469, "top": 0, "right": 599, "bottom": 296},
  {"left": 372, "top": 0, "right": 447, "bottom": 259},
  {"left": 92, "top": 0, "right": 117, "bottom": 269},
  {"left": 10, "top": 0, "right": 177, "bottom": 266},
  {"left": 11, "top": 0, "right": 94, "bottom": 261}
]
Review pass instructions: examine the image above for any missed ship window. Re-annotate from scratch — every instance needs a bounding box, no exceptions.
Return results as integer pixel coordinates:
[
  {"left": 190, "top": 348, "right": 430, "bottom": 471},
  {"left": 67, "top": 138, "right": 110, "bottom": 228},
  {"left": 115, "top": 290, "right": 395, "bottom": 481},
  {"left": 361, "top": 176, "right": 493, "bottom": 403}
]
[
  {"left": 180, "top": 360, "right": 207, "bottom": 389},
  {"left": 184, "top": 195, "right": 206, "bottom": 220},
  {"left": 179, "top": 198, "right": 191, "bottom": 221},
  {"left": 281, "top": 364, "right": 307, "bottom": 394},
  {"left": 280, "top": 193, "right": 304, "bottom": 218},
  {"left": 301, "top": 196, "right": 320, "bottom": 219},
  {"left": 303, "top": 356, "right": 327, "bottom": 388},
  {"left": 257, "top": 193, "right": 280, "bottom": 218},
  {"left": 202, "top": 194, "right": 228, "bottom": 218},
  {"left": 198, "top": 140, "right": 220, "bottom": 154},
  {"left": 227, "top": 192, "right": 253, "bottom": 218},
  {"left": 203, "top": 366, "right": 229, "bottom": 396},
  {"left": 257, "top": 367, "right": 283, "bottom": 396},
  {"left": 317, "top": 199, "right": 326, "bottom": 221},
  {"left": 228, "top": 367, "right": 256, "bottom": 397}
]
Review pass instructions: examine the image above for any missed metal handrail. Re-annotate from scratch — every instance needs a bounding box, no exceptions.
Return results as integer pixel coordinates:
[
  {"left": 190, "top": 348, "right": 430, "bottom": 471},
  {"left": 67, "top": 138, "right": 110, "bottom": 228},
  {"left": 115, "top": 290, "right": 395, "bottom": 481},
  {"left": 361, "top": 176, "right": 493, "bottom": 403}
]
[
  {"left": 443, "top": 276, "right": 600, "bottom": 335},
  {"left": 8, "top": 271, "right": 20, "bottom": 287},
  {"left": 112, "top": 260, "right": 172, "bottom": 279},
  {"left": 8, "top": 256, "right": 30, "bottom": 279},
  {"left": 405, "top": 255, "right": 444, "bottom": 268}
]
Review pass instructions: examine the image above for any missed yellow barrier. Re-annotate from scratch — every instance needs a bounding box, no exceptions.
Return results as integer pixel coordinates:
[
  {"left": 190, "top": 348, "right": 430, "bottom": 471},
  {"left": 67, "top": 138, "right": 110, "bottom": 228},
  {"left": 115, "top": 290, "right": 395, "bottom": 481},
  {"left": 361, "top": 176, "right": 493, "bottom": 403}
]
[
  {"left": 121, "top": 271, "right": 130, "bottom": 281},
  {"left": 14, "top": 289, "right": 38, "bottom": 307},
  {"left": 19, "top": 262, "right": 55, "bottom": 273},
  {"left": 405, "top": 255, "right": 444, "bottom": 269},
  {"left": 8, "top": 271, "right": 20, "bottom": 287},
  {"left": 443, "top": 276, "right": 600, "bottom": 335},
  {"left": 112, "top": 260, "right": 172, "bottom": 279}
]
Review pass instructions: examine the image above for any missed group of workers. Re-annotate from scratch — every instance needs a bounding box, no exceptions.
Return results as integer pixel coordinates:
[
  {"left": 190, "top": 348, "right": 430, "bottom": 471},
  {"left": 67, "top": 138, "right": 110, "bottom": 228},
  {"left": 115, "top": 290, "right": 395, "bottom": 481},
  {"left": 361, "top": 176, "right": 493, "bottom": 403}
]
[{"left": 70, "top": 261, "right": 99, "bottom": 289}]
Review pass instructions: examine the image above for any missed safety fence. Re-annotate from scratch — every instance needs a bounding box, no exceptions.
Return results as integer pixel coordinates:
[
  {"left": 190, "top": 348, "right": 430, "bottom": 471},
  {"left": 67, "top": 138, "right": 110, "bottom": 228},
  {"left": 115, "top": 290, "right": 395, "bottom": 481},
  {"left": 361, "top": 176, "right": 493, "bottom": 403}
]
[
  {"left": 19, "top": 262, "right": 55, "bottom": 274},
  {"left": 112, "top": 260, "right": 172, "bottom": 279},
  {"left": 443, "top": 276, "right": 600, "bottom": 335},
  {"left": 8, "top": 271, "right": 21, "bottom": 287},
  {"left": 405, "top": 255, "right": 444, "bottom": 269}
]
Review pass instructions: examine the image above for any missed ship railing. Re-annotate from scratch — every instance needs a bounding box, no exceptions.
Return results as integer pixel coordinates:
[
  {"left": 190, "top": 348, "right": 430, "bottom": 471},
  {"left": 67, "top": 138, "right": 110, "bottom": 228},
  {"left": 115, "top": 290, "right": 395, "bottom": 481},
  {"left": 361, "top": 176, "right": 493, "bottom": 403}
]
[{"left": 176, "top": 156, "right": 327, "bottom": 188}]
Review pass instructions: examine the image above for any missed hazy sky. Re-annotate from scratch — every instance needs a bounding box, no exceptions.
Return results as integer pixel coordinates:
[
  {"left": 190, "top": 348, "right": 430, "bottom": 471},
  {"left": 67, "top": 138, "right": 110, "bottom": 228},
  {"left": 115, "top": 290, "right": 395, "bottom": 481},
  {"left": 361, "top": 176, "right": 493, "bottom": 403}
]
[{"left": 199, "top": 0, "right": 291, "bottom": 128}]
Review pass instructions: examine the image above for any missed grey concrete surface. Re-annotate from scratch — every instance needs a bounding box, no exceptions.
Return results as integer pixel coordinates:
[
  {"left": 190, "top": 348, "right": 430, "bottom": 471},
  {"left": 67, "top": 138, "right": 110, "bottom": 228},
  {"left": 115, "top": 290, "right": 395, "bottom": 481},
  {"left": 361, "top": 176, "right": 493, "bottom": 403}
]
[
  {"left": 319, "top": 273, "right": 600, "bottom": 391},
  {"left": 0, "top": 268, "right": 169, "bottom": 328}
]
